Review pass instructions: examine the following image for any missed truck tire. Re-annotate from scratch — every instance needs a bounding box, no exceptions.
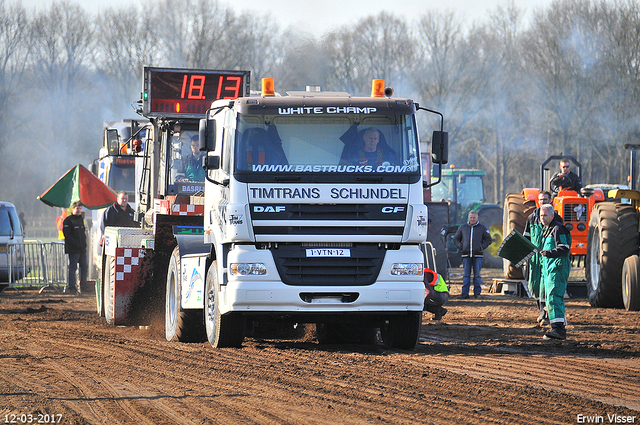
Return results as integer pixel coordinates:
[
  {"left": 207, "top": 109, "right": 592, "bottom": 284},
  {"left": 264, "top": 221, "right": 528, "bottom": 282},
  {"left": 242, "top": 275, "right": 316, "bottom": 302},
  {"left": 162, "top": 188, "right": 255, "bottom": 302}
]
[
  {"left": 96, "top": 255, "right": 107, "bottom": 317},
  {"left": 502, "top": 193, "right": 536, "bottom": 279},
  {"left": 478, "top": 205, "right": 503, "bottom": 269},
  {"left": 165, "top": 247, "right": 205, "bottom": 342},
  {"left": 622, "top": 255, "right": 640, "bottom": 311},
  {"left": 104, "top": 255, "right": 114, "bottom": 325},
  {"left": 586, "top": 203, "right": 638, "bottom": 308},
  {"left": 380, "top": 312, "right": 421, "bottom": 350},
  {"left": 204, "top": 261, "right": 245, "bottom": 348}
]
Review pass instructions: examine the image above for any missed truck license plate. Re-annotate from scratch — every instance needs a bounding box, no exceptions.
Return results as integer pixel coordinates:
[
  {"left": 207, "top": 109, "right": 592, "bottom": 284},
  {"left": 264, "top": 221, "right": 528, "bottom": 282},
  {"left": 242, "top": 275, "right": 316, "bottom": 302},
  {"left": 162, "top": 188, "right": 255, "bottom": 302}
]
[{"left": 305, "top": 249, "right": 351, "bottom": 257}]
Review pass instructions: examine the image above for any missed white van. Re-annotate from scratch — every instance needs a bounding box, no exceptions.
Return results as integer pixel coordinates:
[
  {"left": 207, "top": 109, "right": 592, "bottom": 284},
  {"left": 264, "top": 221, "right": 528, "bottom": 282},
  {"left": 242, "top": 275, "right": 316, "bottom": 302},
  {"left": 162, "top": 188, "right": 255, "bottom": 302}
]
[{"left": 0, "top": 201, "right": 25, "bottom": 282}]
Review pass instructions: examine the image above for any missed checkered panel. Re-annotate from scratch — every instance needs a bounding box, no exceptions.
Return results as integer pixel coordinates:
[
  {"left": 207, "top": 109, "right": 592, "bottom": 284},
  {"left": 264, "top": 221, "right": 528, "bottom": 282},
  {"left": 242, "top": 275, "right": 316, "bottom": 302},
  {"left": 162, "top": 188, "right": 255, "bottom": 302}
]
[
  {"left": 115, "top": 248, "right": 146, "bottom": 281},
  {"left": 171, "top": 204, "right": 204, "bottom": 216}
]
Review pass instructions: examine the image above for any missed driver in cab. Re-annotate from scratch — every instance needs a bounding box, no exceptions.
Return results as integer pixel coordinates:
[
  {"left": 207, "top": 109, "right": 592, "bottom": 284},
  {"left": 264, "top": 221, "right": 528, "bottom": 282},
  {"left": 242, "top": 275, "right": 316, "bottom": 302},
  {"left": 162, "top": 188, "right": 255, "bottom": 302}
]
[
  {"left": 550, "top": 158, "right": 582, "bottom": 193},
  {"left": 343, "top": 127, "right": 397, "bottom": 167},
  {"left": 183, "top": 135, "right": 205, "bottom": 182}
]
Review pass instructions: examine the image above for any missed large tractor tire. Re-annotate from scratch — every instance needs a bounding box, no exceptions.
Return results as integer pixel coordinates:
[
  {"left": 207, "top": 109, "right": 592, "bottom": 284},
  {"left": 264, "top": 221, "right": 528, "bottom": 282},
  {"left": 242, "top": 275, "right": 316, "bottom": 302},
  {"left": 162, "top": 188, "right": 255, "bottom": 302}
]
[
  {"left": 622, "top": 255, "right": 640, "bottom": 311},
  {"left": 586, "top": 203, "right": 639, "bottom": 308},
  {"left": 478, "top": 205, "right": 503, "bottom": 269},
  {"left": 502, "top": 193, "right": 536, "bottom": 279},
  {"left": 204, "top": 261, "right": 245, "bottom": 348},
  {"left": 165, "top": 247, "right": 205, "bottom": 342}
]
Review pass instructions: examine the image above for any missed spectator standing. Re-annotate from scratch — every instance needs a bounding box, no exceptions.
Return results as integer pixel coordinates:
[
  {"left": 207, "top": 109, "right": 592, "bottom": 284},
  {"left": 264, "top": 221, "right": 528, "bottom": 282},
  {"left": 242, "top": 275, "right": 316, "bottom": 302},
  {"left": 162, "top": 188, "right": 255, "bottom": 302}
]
[
  {"left": 63, "top": 202, "right": 87, "bottom": 294},
  {"left": 539, "top": 204, "right": 571, "bottom": 340},
  {"left": 454, "top": 211, "right": 493, "bottom": 299}
]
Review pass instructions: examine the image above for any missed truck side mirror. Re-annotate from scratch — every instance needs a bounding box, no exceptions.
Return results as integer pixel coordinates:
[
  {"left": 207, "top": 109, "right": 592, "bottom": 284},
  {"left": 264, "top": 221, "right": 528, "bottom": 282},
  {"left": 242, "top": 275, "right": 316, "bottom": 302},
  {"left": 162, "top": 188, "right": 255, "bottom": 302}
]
[
  {"left": 199, "top": 118, "right": 216, "bottom": 152},
  {"left": 204, "top": 155, "right": 220, "bottom": 170},
  {"left": 431, "top": 131, "right": 448, "bottom": 164},
  {"left": 106, "top": 129, "right": 120, "bottom": 156}
]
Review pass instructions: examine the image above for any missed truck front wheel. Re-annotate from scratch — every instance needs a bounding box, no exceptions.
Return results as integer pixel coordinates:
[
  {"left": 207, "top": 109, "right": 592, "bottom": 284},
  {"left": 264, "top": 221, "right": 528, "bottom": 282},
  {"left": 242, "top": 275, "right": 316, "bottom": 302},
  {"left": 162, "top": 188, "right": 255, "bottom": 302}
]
[
  {"left": 165, "top": 247, "right": 204, "bottom": 342},
  {"left": 204, "top": 261, "right": 245, "bottom": 348},
  {"left": 380, "top": 312, "right": 421, "bottom": 350},
  {"left": 104, "top": 255, "right": 114, "bottom": 325}
]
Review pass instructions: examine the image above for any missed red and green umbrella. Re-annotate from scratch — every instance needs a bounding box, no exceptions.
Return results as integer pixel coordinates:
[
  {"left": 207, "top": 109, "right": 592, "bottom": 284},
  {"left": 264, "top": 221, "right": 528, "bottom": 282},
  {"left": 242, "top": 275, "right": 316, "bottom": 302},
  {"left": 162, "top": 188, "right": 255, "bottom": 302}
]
[{"left": 37, "top": 164, "right": 117, "bottom": 209}]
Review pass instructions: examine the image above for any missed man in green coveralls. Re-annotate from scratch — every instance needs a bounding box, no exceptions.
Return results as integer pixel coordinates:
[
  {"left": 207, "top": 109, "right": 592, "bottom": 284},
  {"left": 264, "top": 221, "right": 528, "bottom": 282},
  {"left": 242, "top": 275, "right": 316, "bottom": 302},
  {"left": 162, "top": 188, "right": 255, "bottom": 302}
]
[
  {"left": 539, "top": 204, "right": 571, "bottom": 340},
  {"left": 523, "top": 191, "right": 558, "bottom": 326}
]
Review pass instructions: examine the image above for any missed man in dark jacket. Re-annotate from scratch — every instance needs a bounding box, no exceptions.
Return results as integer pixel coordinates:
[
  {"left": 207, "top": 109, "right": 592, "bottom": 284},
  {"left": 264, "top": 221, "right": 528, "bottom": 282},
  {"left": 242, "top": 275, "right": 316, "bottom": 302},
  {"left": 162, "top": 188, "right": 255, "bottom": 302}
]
[
  {"left": 63, "top": 201, "right": 87, "bottom": 294},
  {"left": 101, "top": 191, "right": 138, "bottom": 232},
  {"left": 454, "top": 211, "right": 493, "bottom": 298},
  {"left": 550, "top": 158, "right": 582, "bottom": 193}
]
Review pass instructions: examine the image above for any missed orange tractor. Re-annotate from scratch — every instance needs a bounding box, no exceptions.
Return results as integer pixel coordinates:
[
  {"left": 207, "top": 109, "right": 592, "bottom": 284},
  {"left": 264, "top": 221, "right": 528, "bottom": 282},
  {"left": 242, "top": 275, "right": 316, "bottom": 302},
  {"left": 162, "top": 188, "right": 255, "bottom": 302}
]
[{"left": 503, "top": 155, "right": 605, "bottom": 280}]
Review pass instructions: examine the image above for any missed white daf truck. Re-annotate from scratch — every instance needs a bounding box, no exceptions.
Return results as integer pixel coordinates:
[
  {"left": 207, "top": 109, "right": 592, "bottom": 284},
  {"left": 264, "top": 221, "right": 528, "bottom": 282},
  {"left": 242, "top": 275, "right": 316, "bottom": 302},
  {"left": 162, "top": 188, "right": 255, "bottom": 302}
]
[
  {"left": 166, "top": 78, "right": 448, "bottom": 349},
  {"left": 101, "top": 68, "right": 448, "bottom": 350}
]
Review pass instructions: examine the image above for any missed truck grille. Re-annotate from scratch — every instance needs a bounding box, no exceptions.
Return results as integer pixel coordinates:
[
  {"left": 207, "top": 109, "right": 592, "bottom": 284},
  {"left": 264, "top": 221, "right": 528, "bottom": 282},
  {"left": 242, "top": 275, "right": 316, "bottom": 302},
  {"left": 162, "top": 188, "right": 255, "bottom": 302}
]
[
  {"left": 250, "top": 203, "right": 406, "bottom": 238},
  {"left": 563, "top": 203, "right": 588, "bottom": 222},
  {"left": 270, "top": 243, "right": 387, "bottom": 286}
]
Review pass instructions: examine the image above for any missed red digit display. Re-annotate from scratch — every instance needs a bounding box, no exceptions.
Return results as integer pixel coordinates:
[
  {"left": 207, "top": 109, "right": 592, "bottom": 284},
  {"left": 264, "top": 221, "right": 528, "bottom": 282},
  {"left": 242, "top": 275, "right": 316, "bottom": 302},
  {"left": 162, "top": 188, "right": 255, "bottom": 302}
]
[
  {"left": 144, "top": 67, "right": 250, "bottom": 117},
  {"left": 186, "top": 75, "right": 206, "bottom": 100}
]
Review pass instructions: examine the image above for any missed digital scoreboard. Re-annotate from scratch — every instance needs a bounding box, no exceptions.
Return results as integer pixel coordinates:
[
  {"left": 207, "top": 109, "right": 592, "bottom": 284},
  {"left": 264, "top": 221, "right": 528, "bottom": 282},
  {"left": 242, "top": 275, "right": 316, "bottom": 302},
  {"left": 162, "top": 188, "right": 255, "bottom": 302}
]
[{"left": 142, "top": 67, "right": 250, "bottom": 118}]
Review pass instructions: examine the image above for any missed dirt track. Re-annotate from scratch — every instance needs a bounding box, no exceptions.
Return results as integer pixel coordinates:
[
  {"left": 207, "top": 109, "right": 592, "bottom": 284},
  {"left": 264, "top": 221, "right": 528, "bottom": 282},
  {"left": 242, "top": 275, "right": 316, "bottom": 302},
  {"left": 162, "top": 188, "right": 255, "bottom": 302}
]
[{"left": 1, "top": 269, "right": 639, "bottom": 425}]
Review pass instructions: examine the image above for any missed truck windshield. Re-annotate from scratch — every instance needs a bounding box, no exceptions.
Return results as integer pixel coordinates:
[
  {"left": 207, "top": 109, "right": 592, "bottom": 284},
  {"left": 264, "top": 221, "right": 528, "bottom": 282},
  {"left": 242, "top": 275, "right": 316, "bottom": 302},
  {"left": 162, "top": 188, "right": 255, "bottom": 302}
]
[
  {"left": 234, "top": 114, "right": 420, "bottom": 182},
  {"left": 167, "top": 129, "right": 205, "bottom": 194},
  {"left": 108, "top": 164, "right": 135, "bottom": 194}
]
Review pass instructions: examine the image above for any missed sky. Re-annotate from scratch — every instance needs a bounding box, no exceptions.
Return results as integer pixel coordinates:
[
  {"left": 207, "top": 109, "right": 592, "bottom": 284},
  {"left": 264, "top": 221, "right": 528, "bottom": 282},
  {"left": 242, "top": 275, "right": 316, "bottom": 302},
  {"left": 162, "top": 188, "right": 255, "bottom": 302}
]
[{"left": 20, "top": 0, "right": 554, "bottom": 38}]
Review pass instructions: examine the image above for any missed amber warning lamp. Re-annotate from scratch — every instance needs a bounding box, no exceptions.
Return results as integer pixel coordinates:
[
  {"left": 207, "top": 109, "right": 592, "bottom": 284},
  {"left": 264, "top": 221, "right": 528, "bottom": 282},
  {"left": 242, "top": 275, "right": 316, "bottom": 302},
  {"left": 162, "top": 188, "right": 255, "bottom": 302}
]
[
  {"left": 262, "top": 78, "right": 275, "bottom": 96},
  {"left": 371, "top": 79, "right": 385, "bottom": 97}
]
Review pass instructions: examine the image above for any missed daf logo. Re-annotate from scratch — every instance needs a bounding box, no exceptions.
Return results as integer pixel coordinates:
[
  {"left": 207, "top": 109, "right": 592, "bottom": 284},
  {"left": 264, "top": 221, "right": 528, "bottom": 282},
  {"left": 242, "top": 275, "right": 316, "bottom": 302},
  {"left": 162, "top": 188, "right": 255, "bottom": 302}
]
[
  {"left": 381, "top": 206, "right": 405, "bottom": 213},
  {"left": 254, "top": 206, "right": 286, "bottom": 213}
]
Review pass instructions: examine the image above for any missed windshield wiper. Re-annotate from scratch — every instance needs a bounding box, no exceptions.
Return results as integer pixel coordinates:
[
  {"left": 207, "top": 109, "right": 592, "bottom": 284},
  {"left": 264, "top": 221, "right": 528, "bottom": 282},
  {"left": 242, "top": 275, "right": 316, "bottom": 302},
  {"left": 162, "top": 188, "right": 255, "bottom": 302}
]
[
  {"left": 273, "top": 175, "right": 301, "bottom": 182},
  {"left": 356, "top": 176, "right": 384, "bottom": 182}
]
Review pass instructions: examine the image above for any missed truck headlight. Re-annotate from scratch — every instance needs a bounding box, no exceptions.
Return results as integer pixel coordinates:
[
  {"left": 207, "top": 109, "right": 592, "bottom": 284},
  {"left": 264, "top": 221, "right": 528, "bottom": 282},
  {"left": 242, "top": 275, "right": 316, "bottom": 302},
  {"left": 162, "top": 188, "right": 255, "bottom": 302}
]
[
  {"left": 229, "top": 263, "right": 267, "bottom": 276},
  {"left": 390, "top": 263, "right": 423, "bottom": 276}
]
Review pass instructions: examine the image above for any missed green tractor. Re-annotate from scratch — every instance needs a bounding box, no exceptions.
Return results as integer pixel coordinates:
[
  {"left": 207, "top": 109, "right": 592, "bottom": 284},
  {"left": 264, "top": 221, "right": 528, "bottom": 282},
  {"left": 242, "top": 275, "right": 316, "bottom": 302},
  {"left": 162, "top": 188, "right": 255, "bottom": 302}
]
[{"left": 427, "top": 168, "right": 503, "bottom": 269}]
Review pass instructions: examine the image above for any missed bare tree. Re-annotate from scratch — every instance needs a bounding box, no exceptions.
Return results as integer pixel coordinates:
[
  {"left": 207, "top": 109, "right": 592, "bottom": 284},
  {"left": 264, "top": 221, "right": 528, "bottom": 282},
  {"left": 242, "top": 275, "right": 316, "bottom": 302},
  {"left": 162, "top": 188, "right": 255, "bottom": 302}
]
[
  {"left": 478, "top": 2, "right": 532, "bottom": 202},
  {"left": 154, "top": 0, "right": 233, "bottom": 69},
  {"left": 524, "top": 0, "right": 614, "bottom": 173},
  {"left": 323, "top": 28, "right": 363, "bottom": 94},
  {"left": 0, "top": 0, "right": 33, "bottom": 207},
  {"left": 413, "top": 11, "right": 491, "bottom": 149},
  {"left": 30, "top": 1, "right": 94, "bottom": 93},
  {"left": 94, "top": 3, "right": 160, "bottom": 116},
  {"left": 226, "top": 11, "right": 283, "bottom": 86}
]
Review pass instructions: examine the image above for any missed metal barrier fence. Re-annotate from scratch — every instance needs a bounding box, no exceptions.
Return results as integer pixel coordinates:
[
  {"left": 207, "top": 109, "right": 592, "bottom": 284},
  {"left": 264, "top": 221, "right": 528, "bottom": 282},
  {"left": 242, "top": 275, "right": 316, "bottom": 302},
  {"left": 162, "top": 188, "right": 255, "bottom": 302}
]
[{"left": 2, "top": 241, "right": 67, "bottom": 294}]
